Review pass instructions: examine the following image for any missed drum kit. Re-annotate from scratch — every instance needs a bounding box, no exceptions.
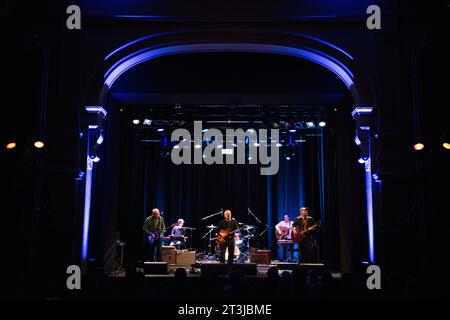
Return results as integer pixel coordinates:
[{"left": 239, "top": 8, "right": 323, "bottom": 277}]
[{"left": 202, "top": 223, "right": 255, "bottom": 262}]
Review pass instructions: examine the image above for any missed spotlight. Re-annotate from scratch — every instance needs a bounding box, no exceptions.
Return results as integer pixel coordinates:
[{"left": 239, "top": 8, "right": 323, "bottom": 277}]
[
  {"left": 6, "top": 142, "right": 16, "bottom": 150},
  {"left": 276, "top": 142, "right": 282, "bottom": 147},
  {"left": 253, "top": 142, "right": 260, "bottom": 147},
  {"left": 96, "top": 134, "right": 104, "bottom": 145},
  {"left": 358, "top": 157, "right": 368, "bottom": 164},
  {"left": 143, "top": 119, "right": 152, "bottom": 125},
  {"left": 289, "top": 129, "right": 297, "bottom": 133},
  {"left": 34, "top": 141, "right": 45, "bottom": 149},
  {"left": 443, "top": 143, "right": 450, "bottom": 150},
  {"left": 306, "top": 121, "right": 315, "bottom": 128},
  {"left": 354, "top": 135, "right": 361, "bottom": 146},
  {"left": 319, "top": 121, "right": 326, "bottom": 127},
  {"left": 286, "top": 156, "right": 291, "bottom": 161},
  {"left": 132, "top": 119, "right": 140, "bottom": 125},
  {"left": 413, "top": 143, "right": 425, "bottom": 151},
  {"left": 157, "top": 128, "right": 164, "bottom": 132}
]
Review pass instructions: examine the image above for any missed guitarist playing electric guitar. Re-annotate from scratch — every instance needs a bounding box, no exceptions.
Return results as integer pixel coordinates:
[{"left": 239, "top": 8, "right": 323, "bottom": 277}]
[
  {"left": 143, "top": 208, "right": 166, "bottom": 262},
  {"left": 217, "top": 209, "right": 240, "bottom": 264},
  {"left": 291, "top": 207, "right": 320, "bottom": 263}
]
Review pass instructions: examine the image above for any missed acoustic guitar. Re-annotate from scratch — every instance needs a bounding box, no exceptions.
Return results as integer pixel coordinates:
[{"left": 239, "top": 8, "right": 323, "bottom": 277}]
[{"left": 275, "top": 226, "right": 290, "bottom": 240}]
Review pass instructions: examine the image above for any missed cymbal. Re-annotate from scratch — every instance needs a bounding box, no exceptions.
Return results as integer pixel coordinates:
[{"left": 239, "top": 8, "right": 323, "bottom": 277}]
[
  {"left": 242, "top": 225, "right": 254, "bottom": 230},
  {"left": 206, "top": 225, "right": 217, "bottom": 229}
]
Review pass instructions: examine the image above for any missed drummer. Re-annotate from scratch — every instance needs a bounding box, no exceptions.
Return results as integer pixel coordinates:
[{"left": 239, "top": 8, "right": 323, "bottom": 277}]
[{"left": 170, "top": 219, "right": 186, "bottom": 249}]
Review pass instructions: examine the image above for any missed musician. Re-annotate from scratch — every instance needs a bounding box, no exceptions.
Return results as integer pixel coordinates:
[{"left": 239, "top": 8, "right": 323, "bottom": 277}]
[
  {"left": 143, "top": 208, "right": 166, "bottom": 262},
  {"left": 170, "top": 219, "right": 186, "bottom": 249},
  {"left": 217, "top": 210, "right": 239, "bottom": 264},
  {"left": 275, "top": 214, "right": 294, "bottom": 262},
  {"left": 292, "top": 207, "right": 317, "bottom": 263}
]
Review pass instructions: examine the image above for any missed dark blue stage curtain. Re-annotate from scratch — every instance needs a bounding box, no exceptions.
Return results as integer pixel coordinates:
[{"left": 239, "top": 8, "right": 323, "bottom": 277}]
[{"left": 114, "top": 127, "right": 329, "bottom": 263}]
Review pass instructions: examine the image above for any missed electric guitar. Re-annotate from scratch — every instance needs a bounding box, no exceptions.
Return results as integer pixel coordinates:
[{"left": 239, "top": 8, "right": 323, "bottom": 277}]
[
  {"left": 147, "top": 223, "right": 176, "bottom": 244},
  {"left": 217, "top": 229, "right": 240, "bottom": 245},
  {"left": 147, "top": 230, "right": 161, "bottom": 244},
  {"left": 291, "top": 221, "right": 321, "bottom": 244}
]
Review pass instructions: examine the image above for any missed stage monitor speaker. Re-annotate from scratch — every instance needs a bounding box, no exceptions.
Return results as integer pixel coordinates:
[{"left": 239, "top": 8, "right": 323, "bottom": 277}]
[
  {"left": 277, "top": 263, "right": 298, "bottom": 271},
  {"left": 143, "top": 262, "right": 168, "bottom": 274},
  {"left": 200, "top": 263, "right": 228, "bottom": 275},
  {"left": 199, "top": 263, "right": 257, "bottom": 276},
  {"left": 231, "top": 263, "right": 257, "bottom": 275}
]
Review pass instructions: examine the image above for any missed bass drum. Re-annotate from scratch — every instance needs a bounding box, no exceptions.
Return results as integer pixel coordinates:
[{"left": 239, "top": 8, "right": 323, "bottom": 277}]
[{"left": 225, "top": 245, "right": 240, "bottom": 261}]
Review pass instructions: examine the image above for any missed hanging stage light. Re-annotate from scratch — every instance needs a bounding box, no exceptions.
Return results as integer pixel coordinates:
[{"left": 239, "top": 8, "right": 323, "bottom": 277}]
[
  {"left": 413, "top": 143, "right": 425, "bottom": 151},
  {"left": 132, "top": 119, "right": 140, "bottom": 125},
  {"left": 160, "top": 135, "right": 170, "bottom": 157},
  {"left": 443, "top": 143, "right": 450, "bottom": 150},
  {"left": 6, "top": 142, "right": 16, "bottom": 150},
  {"left": 358, "top": 157, "right": 368, "bottom": 164}
]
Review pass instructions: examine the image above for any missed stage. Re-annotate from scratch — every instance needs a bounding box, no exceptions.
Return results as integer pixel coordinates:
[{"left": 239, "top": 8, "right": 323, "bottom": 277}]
[{"left": 3, "top": 1, "right": 450, "bottom": 303}]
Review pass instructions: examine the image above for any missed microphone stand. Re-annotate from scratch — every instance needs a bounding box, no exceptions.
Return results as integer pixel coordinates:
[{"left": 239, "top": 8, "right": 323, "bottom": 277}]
[
  {"left": 248, "top": 208, "right": 262, "bottom": 225},
  {"left": 201, "top": 209, "right": 223, "bottom": 221},
  {"left": 183, "top": 227, "right": 196, "bottom": 249},
  {"left": 248, "top": 208, "right": 263, "bottom": 248},
  {"left": 258, "top": 224, "right": 269, "bottom": 249},
  {"left": 201, "top": 228, "right": 215, "bottom": 260}
]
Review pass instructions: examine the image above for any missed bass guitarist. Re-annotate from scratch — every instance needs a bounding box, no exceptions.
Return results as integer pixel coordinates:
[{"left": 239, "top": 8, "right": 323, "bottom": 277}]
[
  {"left": 217, "top": 209, "right": 240, "bottom": 264},
  {"left": 143, "top": 208, "right": 166, "bottom": 262}
]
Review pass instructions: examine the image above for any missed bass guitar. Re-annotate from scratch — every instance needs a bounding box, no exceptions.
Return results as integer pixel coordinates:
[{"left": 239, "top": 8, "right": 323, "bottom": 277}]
[{"left": 291, "top": 221, "right": 321, "bottom": 244}]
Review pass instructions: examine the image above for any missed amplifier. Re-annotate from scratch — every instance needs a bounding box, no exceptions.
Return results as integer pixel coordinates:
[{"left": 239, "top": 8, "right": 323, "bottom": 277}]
[
  {"left": 176, "top": 250, "right": 196, "bottom": 265},
  {"left": 250, "top": 249, "right": 272, "bottom": 264},
  {"left": 161, "top": 246, "right": 177, "bottom": 264}
]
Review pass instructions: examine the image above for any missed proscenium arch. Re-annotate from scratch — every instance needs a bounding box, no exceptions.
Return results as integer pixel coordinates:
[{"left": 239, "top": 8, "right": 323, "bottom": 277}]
[
  {"left": 82, "top": 29, "right": 375, "bottom": 107},
  {"left": 81, "top": 30, "right": 377, "bottom": 269},
  {"left": 102, "top": 43, "right": 354, "bottom": 100}
]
